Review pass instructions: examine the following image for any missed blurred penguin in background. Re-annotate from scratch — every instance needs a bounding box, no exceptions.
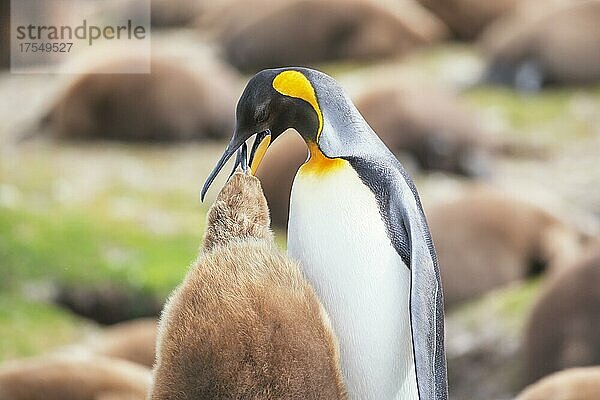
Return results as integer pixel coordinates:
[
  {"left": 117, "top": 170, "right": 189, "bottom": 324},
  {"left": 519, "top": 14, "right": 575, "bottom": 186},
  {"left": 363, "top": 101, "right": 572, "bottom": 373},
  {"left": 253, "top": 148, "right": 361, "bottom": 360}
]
[
  {"left": 523, "top": 244, "right": 600, "bottom": 385},
  {"left": 481, "top": 0, "right": 600, "bottom": 90},
  {"left": 81, "top": 318, "right": 158, "bottom": 368},
  {"left": 150, "top": 0, "right": 209, "bottom": 28},
  {"left": 516, "top": 367, "right": 600, "bottom": 400},
  {"left": 0, "top": 355, "right": 151, "bottom": 400},
  {"left": 427, "top": 187, "right": 589, "bottom": 308},
  {"left": 41, "top": 57, "right": 238, "bottom": 142},
  {"left": 219, "top": 0, "right": 428, "bottom": 72},
  {"left": 418, "top": 0, "right": 518, "bottom": 40}
]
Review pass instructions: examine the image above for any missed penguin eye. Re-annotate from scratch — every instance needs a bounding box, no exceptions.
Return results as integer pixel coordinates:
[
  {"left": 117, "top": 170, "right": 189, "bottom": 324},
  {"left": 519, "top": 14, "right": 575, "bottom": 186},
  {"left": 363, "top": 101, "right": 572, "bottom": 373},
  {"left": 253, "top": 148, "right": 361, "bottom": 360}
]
[{"left": 254, "top": 105, "right": 270, "bottom": 124}]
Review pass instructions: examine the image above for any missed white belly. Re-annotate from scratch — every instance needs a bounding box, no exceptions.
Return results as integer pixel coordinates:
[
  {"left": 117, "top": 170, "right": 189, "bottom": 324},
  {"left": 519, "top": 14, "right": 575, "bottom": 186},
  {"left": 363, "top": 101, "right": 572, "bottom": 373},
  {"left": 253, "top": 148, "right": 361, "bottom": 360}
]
[{"left": 288, "top": 162, "right": 418, "bottom": 400}]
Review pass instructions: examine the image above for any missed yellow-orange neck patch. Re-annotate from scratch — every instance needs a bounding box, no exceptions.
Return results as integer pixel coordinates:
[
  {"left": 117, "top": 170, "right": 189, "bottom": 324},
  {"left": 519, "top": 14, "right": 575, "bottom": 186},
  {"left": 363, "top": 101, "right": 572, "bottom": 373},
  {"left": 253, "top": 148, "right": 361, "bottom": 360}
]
[
  {"left": 299, "top": 143, "right": 347, "bottom": 176},
  {"left": 272, "top": 70, "right": 324, "bottom": 138}
]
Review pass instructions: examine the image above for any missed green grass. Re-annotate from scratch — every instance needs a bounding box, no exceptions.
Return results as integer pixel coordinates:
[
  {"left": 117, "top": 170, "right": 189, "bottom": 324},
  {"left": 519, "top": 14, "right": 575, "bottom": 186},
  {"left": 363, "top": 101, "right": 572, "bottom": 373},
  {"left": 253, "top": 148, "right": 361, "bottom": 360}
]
[
  {"left": 468, "top": 88, "right": 570, "bottom": 127},
  {"left": 0, "top": 202, "right": 202, "bottom": 360},
  {"left": 495, "top": 278, "right": 542, "bottom": 320},
  {"left": 0, "top": 205, "right": 201, "bottom": 298},
  {"left": 0, "top": 293, "right": 88, "bottom": 361}
]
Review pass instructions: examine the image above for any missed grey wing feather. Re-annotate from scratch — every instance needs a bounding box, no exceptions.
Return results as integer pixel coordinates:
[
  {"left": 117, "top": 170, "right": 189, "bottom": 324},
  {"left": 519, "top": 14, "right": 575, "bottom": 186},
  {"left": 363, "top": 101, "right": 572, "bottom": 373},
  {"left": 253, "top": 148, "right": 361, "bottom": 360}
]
[
  {"left": 400, "top": 190, "right": 448, "bottom": 400},
  {"left": 390, "top": 165, "right": 448, "bottom": 400}
]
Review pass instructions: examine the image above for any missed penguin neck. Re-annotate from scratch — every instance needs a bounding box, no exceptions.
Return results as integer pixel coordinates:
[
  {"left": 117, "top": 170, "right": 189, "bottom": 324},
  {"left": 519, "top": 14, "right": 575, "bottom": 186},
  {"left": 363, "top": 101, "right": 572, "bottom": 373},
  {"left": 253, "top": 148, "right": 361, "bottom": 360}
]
[
  {"left": 293, "top": 67, "right": 391, "bottom": 174},
  {"left": 315, "top": 95, "right": 387, "bottom": 163},
  {"left": 298, "top": 142, "right": 347, "bottom": 176}
]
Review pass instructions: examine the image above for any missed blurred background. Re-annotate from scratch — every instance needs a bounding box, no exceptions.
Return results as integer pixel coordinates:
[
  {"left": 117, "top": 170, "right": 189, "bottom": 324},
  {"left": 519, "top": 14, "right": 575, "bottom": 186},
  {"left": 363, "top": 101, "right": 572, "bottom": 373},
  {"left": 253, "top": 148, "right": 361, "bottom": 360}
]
[{"left": 1, "top": 0, "right": 600, "bottom": 399}]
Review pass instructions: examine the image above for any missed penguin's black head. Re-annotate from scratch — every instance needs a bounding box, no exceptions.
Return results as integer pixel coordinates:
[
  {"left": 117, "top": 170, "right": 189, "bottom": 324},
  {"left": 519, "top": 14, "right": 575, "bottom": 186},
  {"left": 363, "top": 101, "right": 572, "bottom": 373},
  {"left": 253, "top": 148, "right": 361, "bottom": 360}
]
[
  {"left": 201, "top": 68, "right": 322, "bottom": 200},
  {"left": 236, "top": 69, "right": 321, "bottom": 143}
]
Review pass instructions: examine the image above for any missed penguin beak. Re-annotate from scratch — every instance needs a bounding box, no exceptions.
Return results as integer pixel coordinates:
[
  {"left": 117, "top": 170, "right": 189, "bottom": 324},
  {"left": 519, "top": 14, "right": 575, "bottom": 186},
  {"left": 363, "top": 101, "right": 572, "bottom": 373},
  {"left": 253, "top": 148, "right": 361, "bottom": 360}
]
[{"left": 200, "top": 129, "right": 271, "bottom": 202}]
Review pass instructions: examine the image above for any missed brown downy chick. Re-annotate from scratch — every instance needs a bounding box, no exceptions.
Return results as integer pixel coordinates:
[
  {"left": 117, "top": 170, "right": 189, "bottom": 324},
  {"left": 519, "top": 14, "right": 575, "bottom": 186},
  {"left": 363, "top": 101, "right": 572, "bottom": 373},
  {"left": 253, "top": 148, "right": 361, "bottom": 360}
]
[
  {"left": 150, "top": 172, "right": 347, "bottom": 400},
  {"left": 202, "top": 172, "right": 273, "bottom": 251}
]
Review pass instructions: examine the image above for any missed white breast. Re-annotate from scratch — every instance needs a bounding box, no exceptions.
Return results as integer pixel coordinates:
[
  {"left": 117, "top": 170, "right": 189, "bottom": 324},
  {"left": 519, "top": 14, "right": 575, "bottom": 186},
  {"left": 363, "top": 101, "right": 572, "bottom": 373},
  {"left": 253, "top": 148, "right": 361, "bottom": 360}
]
[{"left": 288, "top": 161, "right": 418, "bottom": 400}]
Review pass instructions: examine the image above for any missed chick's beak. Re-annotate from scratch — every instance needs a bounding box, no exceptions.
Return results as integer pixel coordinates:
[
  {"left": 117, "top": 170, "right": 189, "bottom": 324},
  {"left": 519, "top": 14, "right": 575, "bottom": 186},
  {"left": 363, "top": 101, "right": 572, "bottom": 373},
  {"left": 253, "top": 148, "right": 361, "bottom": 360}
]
[{"left": 200, "top": 129, "right": 272, "bottom": 202}]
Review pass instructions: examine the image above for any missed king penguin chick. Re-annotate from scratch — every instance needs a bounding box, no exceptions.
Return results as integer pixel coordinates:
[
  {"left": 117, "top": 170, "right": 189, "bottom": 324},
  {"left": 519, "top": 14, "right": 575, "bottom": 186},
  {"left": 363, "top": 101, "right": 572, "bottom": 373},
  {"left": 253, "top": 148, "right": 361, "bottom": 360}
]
[
  {"left": 82, "top": 318, "right": 158, "bottom": 368},
  {"left": 0, "top": 355, "right": 151, "bottom": 400},
  {"left": 202, "top": 68, "right": 448, "bottom": 400},
  {"left": 523, "top": 244, "right": 600, "bottom": 385},
  {"left": 516, "top": 367, "right": 600, "bottom": 400},
  {"left": 150, "top": 171, "right": 346, "bottom": 400}
]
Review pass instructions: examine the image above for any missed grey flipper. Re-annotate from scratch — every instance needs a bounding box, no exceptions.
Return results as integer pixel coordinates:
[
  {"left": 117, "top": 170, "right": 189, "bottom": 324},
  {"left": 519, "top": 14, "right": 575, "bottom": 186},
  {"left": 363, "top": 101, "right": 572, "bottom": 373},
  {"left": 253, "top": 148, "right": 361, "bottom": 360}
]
[
  {"left": 395, "top": 169, "right": 448, "bottom": 400},
  {"left": 348, "top": 156, "right": 448, "bottom": 400}
]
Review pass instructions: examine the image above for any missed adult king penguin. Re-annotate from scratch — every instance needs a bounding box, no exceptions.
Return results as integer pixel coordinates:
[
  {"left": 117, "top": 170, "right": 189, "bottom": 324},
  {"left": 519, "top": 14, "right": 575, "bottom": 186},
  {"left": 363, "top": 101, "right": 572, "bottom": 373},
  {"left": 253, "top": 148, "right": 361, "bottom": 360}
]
[{"left": 202, "top": 67, "right": 448, "bottom": 400}]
